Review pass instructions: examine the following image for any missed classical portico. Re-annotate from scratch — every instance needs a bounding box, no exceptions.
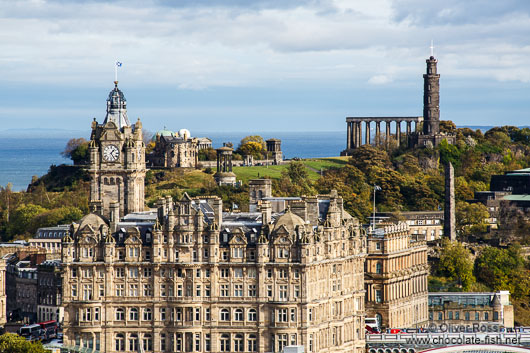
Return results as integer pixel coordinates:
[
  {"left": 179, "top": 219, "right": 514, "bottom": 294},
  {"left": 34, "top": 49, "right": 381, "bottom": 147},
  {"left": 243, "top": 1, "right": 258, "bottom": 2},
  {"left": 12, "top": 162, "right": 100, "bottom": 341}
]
[{"left": 342, "top": 116, "right": 423, "bottom": 155}]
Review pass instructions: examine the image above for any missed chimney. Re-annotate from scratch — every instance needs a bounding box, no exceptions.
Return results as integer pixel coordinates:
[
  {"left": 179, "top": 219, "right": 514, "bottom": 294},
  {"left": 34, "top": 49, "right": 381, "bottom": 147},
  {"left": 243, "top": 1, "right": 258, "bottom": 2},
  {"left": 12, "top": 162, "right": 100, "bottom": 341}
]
[
  {"left": 110, "top": 201, "right": 120, "bottom": 233},
  {"left": 261, "top": 200, "right": 272, "bottom": 225}
]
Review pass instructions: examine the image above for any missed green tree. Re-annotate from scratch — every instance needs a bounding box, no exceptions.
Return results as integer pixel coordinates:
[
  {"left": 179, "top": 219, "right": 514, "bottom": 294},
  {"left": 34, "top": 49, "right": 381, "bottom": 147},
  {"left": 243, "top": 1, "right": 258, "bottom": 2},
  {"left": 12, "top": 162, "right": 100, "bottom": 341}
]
[
  {"left": 475, "top": 245, "right": 530, "bottom": 299},
  {"left": 348, "top": 145, "right": 391, "bottom": 171},
  {"left": 456, "top": 201, "right": 489, "bottom": 237},
  {"left": 198, "top": 148, "right": 216, "bottom": 161},
  {"left": 438, "top": 239, "right": 476, "bottom": 290},
  {"left": 6, "top": 204, "right": 47, "bottom": 237},
  {"left": 62, "top": 138, "right": 89, "bottom": 165},
  {"left": 440, "top": 120, "right": 457, "bottom": 135},
  {"left": 238, "top": 136, "right": 266, "bottom": 150},
  {"left": 238, "top": 141, "right": 264, "bottom": 159},
  {"left": 0, "top": 333, "right": 49, "bottom": 353},
  {"left": 31, "top": 206, "right": 83, "bottom": 229}
]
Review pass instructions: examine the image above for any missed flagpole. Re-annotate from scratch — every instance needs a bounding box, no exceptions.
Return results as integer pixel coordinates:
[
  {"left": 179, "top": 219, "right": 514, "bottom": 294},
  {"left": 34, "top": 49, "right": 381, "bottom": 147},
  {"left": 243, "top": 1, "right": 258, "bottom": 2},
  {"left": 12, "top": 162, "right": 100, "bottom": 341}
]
[
  {"left": 115, "top": 60, "right": 118, "bottom": 82},
  {"left": 373, "top": 184, "right": 376, "bottom": 230}
]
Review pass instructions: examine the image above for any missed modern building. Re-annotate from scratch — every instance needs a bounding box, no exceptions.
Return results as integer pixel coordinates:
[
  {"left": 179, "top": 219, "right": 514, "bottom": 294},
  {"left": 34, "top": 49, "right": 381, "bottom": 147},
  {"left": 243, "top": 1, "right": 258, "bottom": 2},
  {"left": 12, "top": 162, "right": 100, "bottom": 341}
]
[
  {"left": 428, "top": 291, "right": 514, "bottom": 328},
  {"left": 364, "top": 223, "right": 429, "bottom": 329}
]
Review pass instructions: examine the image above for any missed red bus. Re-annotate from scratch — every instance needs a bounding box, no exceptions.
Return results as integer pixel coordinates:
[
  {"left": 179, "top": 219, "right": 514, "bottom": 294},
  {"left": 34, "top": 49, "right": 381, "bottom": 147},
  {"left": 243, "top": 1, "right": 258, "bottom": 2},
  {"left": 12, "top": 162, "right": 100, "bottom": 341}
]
[{"left": 37, "top": 320, "right": 57, "bottom": 339}]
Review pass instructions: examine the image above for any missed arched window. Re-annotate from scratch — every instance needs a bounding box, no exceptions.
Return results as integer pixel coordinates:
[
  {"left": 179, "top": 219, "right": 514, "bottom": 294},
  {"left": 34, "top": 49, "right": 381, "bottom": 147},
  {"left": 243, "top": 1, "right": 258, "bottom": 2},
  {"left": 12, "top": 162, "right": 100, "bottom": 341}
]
[
  {"left": 220, "top": 334, "right": 230, "bottom": 352},
  {"left": 129, "top": 308, "right": 138, "bottom": 321},
  {"left": 129, "top": 333, "right": 138, "bottom": 351},
  {"left": 115, "top": 333, "right": 125, "bottom": 351},
  {"left": 248, "top": 309, "right": 257, "bottom": 321},
  {"left": 220, "top": 309, "right": 230, "bottom": 321},
  {"left": 234, "top": 309, "right": 243, "bottom": 321},
  {"left": 248, "top": 334, "right": 257, "bottom": 352},
  {"left": 115, "top": 308, "right": 124, "bottom": 321},
  {"left": 376, "top": 313, "right": 383, "bottom": 328},
  {"left": 258, "top": 190, "right": 263, "bottom": 199},
  {"left": 376, "top": 262, "right": 382, "bottom": 274},
  {"left": 143, "top": 308, "right": 152, "bottom": 321},
  {"left": 234, "top": 334, "right": 244, "bottom": 352}
]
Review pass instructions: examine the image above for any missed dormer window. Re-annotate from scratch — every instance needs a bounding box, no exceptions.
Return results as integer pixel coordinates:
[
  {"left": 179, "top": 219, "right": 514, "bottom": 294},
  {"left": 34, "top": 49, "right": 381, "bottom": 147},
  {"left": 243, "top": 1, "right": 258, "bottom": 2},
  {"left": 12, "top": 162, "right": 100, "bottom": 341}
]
[{"left": 145, "top": 232, "right": 152, "bottom": 243}]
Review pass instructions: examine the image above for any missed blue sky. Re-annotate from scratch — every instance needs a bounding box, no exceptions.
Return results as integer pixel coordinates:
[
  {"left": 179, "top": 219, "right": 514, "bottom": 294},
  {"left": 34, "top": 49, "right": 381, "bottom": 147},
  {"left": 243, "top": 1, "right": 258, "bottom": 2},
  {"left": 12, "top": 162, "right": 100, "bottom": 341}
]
[{"left": 0, "top": 0, "right": 529, "bottom": 135}]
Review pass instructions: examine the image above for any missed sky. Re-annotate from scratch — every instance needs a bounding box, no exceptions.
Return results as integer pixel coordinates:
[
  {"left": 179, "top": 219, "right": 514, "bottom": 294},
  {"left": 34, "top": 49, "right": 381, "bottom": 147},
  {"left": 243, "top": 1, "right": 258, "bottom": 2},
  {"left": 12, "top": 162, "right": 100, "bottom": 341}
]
[{"left": 0, "top": 0, "right": 529, "bottom": 135}]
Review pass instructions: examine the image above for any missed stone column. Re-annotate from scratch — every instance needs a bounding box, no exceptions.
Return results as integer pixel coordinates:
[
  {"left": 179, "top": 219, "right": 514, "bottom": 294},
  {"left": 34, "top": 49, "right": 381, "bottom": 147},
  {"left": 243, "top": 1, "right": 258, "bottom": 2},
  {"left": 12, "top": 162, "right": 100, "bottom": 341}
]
[
  {"left": 365, "top": 121, "right": 370, "bottom": 146},
  {"left": 346, "top": 122, "right": 351, "bottom": 150},
  {"left": 407, "top": 121, "right": 412, "bottom": 136},
  {"left": 357, "top": 122, "right": 362, "bottom": 147},
  {"left": 385, "top": 121, "right": 391, "bottom": 147},
  {"left": 375, "top": 122, "right": 381, "bottom": 145},
  {"left": 396, "top": 121, "right": 401, "bottom": 147},
  {"left": 444, "top": 162, "right": 456, "bottom": 241},
  {"left": 352, "top": 122, "right": 359, "bottom": 148}
]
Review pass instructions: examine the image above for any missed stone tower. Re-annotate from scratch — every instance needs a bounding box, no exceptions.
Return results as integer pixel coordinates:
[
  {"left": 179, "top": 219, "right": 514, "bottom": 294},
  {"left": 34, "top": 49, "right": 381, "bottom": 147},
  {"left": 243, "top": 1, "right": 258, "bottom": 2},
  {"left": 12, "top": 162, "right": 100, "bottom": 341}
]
[
  {"left": 88, "top": 81, "right": 146, "bottom": 219},
  {"left": 248, "top": 179, "right": 272, "bottom": 212},
  {"left": 266, "top": 138, "right": 282, "bottom": 165},
  {"left": 423, "top": 56, "right": 440, "bottom": 135},
  {"left": 444, "top": 162, "right": 456, "bottom": 241}
]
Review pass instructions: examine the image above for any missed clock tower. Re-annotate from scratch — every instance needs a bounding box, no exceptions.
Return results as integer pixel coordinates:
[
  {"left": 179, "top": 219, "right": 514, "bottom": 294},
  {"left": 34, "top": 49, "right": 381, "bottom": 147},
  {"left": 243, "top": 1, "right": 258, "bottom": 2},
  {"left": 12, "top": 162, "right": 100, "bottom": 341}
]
[{"left": 88, "top": 81, "right": 145, "bottom": 219}]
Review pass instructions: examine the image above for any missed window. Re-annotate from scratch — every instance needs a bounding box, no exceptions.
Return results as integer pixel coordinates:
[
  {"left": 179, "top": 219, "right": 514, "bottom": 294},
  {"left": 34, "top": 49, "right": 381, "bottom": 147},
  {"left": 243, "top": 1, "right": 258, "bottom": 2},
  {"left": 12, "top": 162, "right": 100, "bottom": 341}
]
[
  {"left": 94, "top": 307, "right": 100, "bottom": 321},
  {"left": 485, "top": 312, "right": 489, "bottom": 321},
  {"left": 309, "top": 308, "right": 313, "bottom": 321},
  {"left": 205, "top": 334, "right": 211, "bottom": 352},
  {"left": 248, "top": 309, "right": 257, "bottom": 321},
  {"left": 248, "top": 334, "right": 257, "bottom": 352},
  {"left": 160, "top": 284, "right": 166, "bottom": 297},
  {"left": 83, "top": 268, "right": 92, "bottom": 278},
  {"left": 116, "top": 284, "right": 124, "bottom": 297},
  {"left": 115, "top": 334, "right": 125, "bottom": 351},
  {"left": 99, "top": 284, "right": 104, "bottom": 297},
  {"left": 195, "top": 333, "right": 201, "bottom": 352},
  {"left": 196, "top": 285, "right": 201, "bottom": 297},
  {"left": 475, "top": 312, "right": 479, "bottom": 320},
  {"left": 83, "top": 284, "right": 93, "bottom": 300},
  {"left": 290, "top": 334, "right": 296, "bottom": 346},
  {"left": 279, "top": 285, "right": 288, "bottom": 301},
  {"left": 278, "top": 308, "right": 287, "bottom": 322},
  {"left": 220, "top": 334, "right": 230, "bottom": 352},
  {"left": 279, "top": 269, "right": 288, "bottom": 279},
  {"left": 456, "top": 311, "right": 460, "bottom": 320},
  {"left": 267, "top": 285, "right": 273, "bottom": 298},
  {"left": 82, "top": 308, "right": 91, "bottom": 321},
  {"left": 143, "top": 334, "right": 153, "bottom": 352},
  {"left": 448, "top": 311, "right": 453, "bottom": 320},
  {"left": 267, "top": 269, "right": 273, "bottom": 278},
  {"left": 234, "top": 334, "right": 244, "bottom": 352},
  {"left": 205, "top": 269, "right": 210, "bottom": 278},
  {"left": 248, "top": 268, "right": 256, "bottom": 278},
  {"left": 129, "top": 308, "right": 138, "bottom": 321},
  {"left": 235, "top": 309, "right": 243, "bottom": 321},
  {"left": 71, "top": 284, "right": 77, "bottom": 297},
  {"left": 205, "top": 308, "right": 211, "bottom": 321},
  {"left": 376, "top": 262, "right": 382, "bottom": 274},
  {"left": 234, "top": 284, "right": 243, "bottom": 297},
  {"left": 494, "top": 311, "right": 499, "bottom": 320},
  {"left": 129, "top": 284, "right": 138, "bottom": 297},
  {"left": 234, "top": 268, "right": 243, "bottom": 277},
  {"left": 205, "top": 285, "right": 211, "bottom": 297},
  {"left": 294, "top": 269, "right": 300, "bottom": 279},
  {"left": 222, "top": 251, "right": 228, "bottom": 261},
  {"left": 290, "top": 308, "right": 296, "bottom": 321},
  {"left": 438, "top": 312, "right": 443, "bottom": 320},
  {"left": 143, "top": 308, "right": 152, "bottom": 321},
  {"left": 143, "top": 284, "right": 152, "bottom": 296},
  {"left": 177, "top": 284, "right": 183, "bottom": 297},
  {"left": 309, "top": 334, "right": 313, "bottom": 352},
  {"left": 98, "top": 270, "right": 104, "bottom": 278},
  {"left": 220, "top": 268, "right": 229, "bottom": 278},
  {"left": 160, "top": 308, "right": 166, "bottom": 321},
  {"left": 220, "top": 285, "right": 229, "bottom": 297},
  {"left": 143, "top": 268, "right": 152, "bottom": 277},
  {"left": 220, "top": 309, "right": 230, "bottom": 321},
  {"left": 294, "top": 285, "right": 300, "bottom": 298},
  {"left": 160, "top": 333, "right": 166, "bottom": 351},
  {"left": 128, "top": 334, "right": 138, "bottom": 351},
  {"left": 233, "top": 248, "right": 243, "bottom": 258},
  {"left": 278, "top": 248, "right": 288, "bottom": 258},
  {"left": 249, "top": 250, "right": 255, "bottom": 260},
  {"left": 376, "top": 242, "right": 381, "bottom": 250},
  {"left": 176, "top": 308, "right": 182, "bottom": 321},
  {"left": 278, "top": 334, "right": 288, "bottom": 352},
  {"left": 115, "top": 268, "right": 125, "bottom": 278},
  {"left": 196, "top": 269, "right": 201, "bottom": 278},
  {"left": 248, "top": 285, "right": 257, "bottom": 297},
  {"left": 375, "top": 289, "right": 382, "bottom": 303},
  {"left": 129, "top": 268, "right": 138, "bottom": 278}
]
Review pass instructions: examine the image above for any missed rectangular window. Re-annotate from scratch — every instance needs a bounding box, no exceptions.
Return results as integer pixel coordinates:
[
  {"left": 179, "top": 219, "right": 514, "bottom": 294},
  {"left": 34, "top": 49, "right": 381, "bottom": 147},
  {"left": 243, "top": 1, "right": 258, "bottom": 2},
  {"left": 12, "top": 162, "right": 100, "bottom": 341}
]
[
  {"left": 99, "top": 284, "right": 104, "bottom": 297},
  {"left": 160, "top": 284, "right": 166, "bottom": 297},
  {"left": 205, "top": 269, "right": 210, "bottom": 278},
  {"left": 205, "top": 308, "right": 211, "bottom": 321},
  {"left": 115, "top": 284, "right": 124, "bottom": 297},
  {"left": 267, "top": 285, "right": 273, "bottom": 298},
  {"left": 129, "top": 284, "right": 138, "bottom": 297},
  {"left": 115, "top": 268, "right": 125, "bottom": 278},
  {"left": 129, "top": 268, "right": 138, "bottom": 278},
  {"left": 195, "top": 308, "right": 200, "bottom": 321},
  {"left": 267, "top": 269, "right": 273, "bottom": 278},
  {"left": 196, "top": 285, "right": 201, "bottom": 297},
  {"left": 375, "top": 289, "right": 382, "bottom": 303},
  {"left": 205, "top": 334, "right": 211, "bottom": 352},
  {"left": 278, "top": 308, "right": 287, "bottom": 322},
  {"left": 279, "top": 285, "right": 288, "bottom": 301},
  {"left": 234, "top": 268, "right": 243, "bottom": 277},
  {"left": 71, "top": 284, "right": 77, "bottom": 297},
  {"left": 290, "top": 308, "right": 296, "bottom": 321},
  {"left": 279, "top": 269, "right": 288, "bottom": 279},
  {"left": 83, "top": 284, "right": 93, "bottom": 300},
  {"left": 294, "top": 285, "right": 300, "bottom": 298},
  {"left": 177, "top": 284, "right": 183, "bottom": 297},
  {"left": 205, "top": 285, "right": 211, "bottom": 297},
  {"left": 196, "top": 269, "right": 201, "bottom": 278},
  {"left": 234, "top": 284, "right": 243, "bottom": 297},
  {"left": 220, "top": 268, "right": 229, "bottom": 278},
  {"left": 220, "top": 284, "right": 229, "bottom": 297},
  {"left": 98, "top": 270, "right": 104, "bottom": 278},
  {"left": 160, "top": 308, "right": 166, "bottom": 321},
  {"left": 233, "top": 248, "right": 243, "bottom": 258},
  {"left": 248, "top": 268, "right": 257, "bottom": 278},
  {"left": 248, "top": 284, "right": 257, "bottom": 297},
  {"left": 94, "top": 307, "right": 100, "bottom": 321},
  {"left": 143, "top": 268, "right": 152, "bottom": 277},
  {"left": 143, "top": 284, "right": 153, "bottom": 296},
  {"left": 71, "top": 268, "right": 77, "bottom": 278}
]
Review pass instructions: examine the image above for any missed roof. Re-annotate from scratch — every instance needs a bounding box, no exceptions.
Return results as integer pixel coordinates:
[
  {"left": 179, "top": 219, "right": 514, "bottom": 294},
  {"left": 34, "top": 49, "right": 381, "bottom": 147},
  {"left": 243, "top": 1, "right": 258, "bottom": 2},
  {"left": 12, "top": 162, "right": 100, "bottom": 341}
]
[
  {"left": 273, "top": 208, "right": 306, "bottom": 232},
  {"left": 503, "top": 194, "right": 530, "bottom": 202}
]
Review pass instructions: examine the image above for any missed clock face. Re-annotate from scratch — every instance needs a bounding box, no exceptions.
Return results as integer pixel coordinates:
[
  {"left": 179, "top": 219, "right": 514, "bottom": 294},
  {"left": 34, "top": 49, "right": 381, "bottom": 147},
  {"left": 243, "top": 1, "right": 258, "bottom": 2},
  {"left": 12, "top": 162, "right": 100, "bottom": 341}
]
[{"left": 103, "top": 145, "right": 119, "bottom": 162}]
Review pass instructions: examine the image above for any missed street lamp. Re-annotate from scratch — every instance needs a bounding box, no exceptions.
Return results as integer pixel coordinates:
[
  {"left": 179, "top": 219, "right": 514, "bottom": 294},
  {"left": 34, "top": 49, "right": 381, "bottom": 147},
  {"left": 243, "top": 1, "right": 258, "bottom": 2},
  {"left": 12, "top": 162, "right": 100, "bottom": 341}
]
[{"left": 372, "top": 184, "right": 381, "bottom": 230}]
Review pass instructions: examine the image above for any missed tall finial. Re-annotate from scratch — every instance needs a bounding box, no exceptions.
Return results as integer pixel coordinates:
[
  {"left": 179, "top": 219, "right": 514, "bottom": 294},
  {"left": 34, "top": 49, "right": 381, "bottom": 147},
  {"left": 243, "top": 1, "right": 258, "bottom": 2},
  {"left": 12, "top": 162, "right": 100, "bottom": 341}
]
[
  {"left": 430, "top": 40, "right": 434, "bottom": 57},
  {"left": 115, "top": 60, "right": 122, "bottom": 83}
]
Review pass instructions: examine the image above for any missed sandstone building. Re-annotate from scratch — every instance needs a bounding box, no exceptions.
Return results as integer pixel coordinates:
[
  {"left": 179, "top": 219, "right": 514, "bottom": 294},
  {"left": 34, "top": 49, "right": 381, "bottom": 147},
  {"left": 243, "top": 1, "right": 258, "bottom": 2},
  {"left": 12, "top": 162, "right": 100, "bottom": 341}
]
[
  {"left": 147, "top": 128, "right": 212, "bottom": 169},
  {"left": 62, "top": 191, "right": 368, "bottom": 353},
  {"left": 364, "top": 223, "right": 429, "bottom": 329},
  {"left": 88, "top": 81, "right": 146, "bottom": 220}
]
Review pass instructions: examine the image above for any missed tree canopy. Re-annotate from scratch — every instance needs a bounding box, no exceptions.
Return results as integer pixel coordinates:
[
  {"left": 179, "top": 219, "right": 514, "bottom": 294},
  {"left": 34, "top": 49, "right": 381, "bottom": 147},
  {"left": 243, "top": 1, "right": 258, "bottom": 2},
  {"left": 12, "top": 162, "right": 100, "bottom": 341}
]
[{"left": 0, "top": 333, "right": 49, "bottom": 353}]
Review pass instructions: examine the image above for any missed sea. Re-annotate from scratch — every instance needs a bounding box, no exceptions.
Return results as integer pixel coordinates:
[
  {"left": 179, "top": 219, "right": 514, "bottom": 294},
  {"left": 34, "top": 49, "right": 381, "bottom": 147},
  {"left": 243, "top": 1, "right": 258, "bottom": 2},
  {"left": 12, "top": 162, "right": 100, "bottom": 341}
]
[{"left": 0, "top": 130, "right": 349, "bottom": 191}]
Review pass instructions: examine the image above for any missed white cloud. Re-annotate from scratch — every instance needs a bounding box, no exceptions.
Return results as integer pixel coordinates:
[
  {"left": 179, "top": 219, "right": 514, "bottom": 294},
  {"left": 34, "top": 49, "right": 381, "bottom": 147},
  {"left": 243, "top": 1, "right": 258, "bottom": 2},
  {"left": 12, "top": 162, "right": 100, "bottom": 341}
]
[{"left": 368, "top": 75, "right": 393, "bottom": 85}]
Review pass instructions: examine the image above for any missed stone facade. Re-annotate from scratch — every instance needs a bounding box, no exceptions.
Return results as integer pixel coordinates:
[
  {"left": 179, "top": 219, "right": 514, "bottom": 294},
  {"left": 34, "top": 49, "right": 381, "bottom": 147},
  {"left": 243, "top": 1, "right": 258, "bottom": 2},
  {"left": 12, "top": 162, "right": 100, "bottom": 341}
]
[
  {"left": 88, "top": 82, "right": 146, "bottom": 220},
  {"left": 37, "top": 259, "right": 63, "bottom": 324},
  {"left": 214, "top": 146, "right": 237, "bottom": 186},
  {"left": 266, "top": 139, "right": 283, "bottom": 165},
  {"left": 28, "top": 225, "right": 69, "bottom": 259},
  {"left": 249, "top": 179, "right": 272, "bottom": 212},
  {"left": 364, "top": 223, "right": 429, "bottom": 329},
  {"left": 428, "top": 291, "right": 514, "bottom": 328},
  {"left": 61, "top": 191, "right": 367, "bottom": 353},
  {"left": 444, "top": 162, "right": 456, "bottom": 241},
  {"left": 376, "top": 212, "right": 444, "bottom": 241},
  {"left": 147, "top": 129, "right": 211, "bottom": 169}
]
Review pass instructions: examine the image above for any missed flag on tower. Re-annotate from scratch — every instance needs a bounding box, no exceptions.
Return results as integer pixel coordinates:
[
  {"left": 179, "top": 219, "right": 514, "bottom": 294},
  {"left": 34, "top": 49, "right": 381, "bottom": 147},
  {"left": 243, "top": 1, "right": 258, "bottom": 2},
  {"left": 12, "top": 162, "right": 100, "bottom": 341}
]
[{"left": 116, "top": 61, "right": 123, "bottom": 67}]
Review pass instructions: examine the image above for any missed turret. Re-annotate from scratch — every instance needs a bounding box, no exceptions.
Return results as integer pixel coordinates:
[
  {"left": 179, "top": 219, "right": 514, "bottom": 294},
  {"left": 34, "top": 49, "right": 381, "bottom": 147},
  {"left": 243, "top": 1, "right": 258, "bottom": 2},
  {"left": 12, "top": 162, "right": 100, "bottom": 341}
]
[
  {"left": 109, "top": 201, "right": 120, "bottom": 233},
  {"left": 423, "top": 55, "right": 440, "bottom": 135}
]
